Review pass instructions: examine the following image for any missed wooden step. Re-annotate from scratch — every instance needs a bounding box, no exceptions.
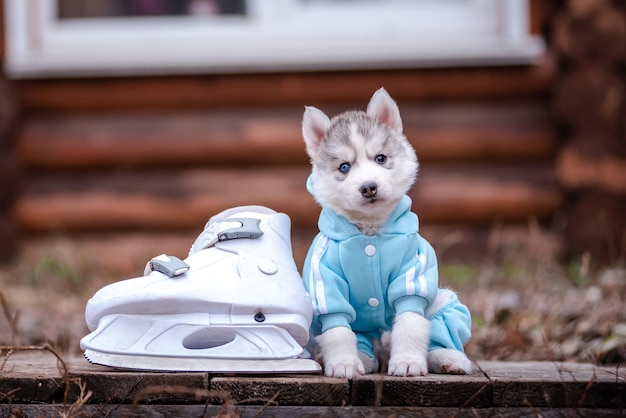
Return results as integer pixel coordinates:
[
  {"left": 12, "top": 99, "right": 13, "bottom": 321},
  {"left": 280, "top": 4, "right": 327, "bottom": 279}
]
[
  {"left": 14, "top": 165, "right": 563, "bottom": 233},
  {"left": 17, "top": 103, "right": 556, "bottom": 169},
  {"left": 1, "top": 352, "right": 624, "bottom": 411}
]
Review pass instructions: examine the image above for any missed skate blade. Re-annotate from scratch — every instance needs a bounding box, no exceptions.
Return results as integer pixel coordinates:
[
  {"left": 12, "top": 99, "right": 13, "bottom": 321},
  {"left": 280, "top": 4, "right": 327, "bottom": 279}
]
[{"left": 84, "top": 349, "right": 322, "bottom": 374}]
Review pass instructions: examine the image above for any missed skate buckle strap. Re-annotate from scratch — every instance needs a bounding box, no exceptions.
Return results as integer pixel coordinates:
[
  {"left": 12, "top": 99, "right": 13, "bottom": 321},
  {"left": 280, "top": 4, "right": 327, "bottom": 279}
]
[
  {"left": 215, "top": 218, "right": 264, "bottom": 242},
  {"left": 148, "top": 254, "right": 190, "bottom": 277},
  {"left": 190, "top": 217, "right": 265, "bottom": 254}
]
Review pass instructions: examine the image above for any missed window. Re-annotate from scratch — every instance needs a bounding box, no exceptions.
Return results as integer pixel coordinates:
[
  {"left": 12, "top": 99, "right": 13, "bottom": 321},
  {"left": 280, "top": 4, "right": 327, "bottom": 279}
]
[{"left": 4, "top": 0, "right": 544, "bottom": 78}]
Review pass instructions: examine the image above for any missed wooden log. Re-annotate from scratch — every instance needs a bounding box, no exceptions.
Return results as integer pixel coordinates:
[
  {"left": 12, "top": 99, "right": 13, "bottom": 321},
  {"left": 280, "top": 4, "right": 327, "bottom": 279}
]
[
  {"left": 16, "top": 103, "right": 557, "bottom": 169},
  {"left": 558, "top": 132, "right": 624, "bottom": 158},
  {"left": 412, "top": 165, "right": 563, "bottom": 224},
  {"left": 567, "top": 0, "right": 610, "bottom": 19},
  {"left": 550, "top": 2, "right": 626, "bottom": 263},
  {"left": 557, "top": 145, "right": 626, "bottom": 193},
  {"left": 564, "top": 190, "right": 626, "bottom": 262},
  {"left": 0, "top": 74, "right": 19, "bottom": 261},
  {"left": 0, "top": 218, "right": 18, "bottom": 260},
  {"left": 553, "top": 5, "right": 626, "bottom": 63},
  {"left": 13, "top": 165, "right": 563, "bottom": 233},
  {"left": 405, "top": 103, "right": 556, "bottom": 162},
  {"left": 17, "top": 109, "right": 307, "bottom": 169},
  {"left": 553, "top": 64, "right": 624, "bottom": 136},
  {"left": 13, "top": 61, "right": 555, "bottom": 112},
  {"left": 0, "top": 77, "right": 17, "bottom": 148},
  {"left": 0, "top": 153, "right": 18, "bottom": 207}
]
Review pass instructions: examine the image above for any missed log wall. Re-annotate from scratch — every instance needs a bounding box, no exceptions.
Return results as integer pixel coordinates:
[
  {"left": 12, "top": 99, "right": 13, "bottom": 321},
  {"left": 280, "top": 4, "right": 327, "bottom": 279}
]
[
  {"left": 10, "top": 65, "right": 562, "bottom": 273},
  {"left": 3, "top": 1, "right": 597, "bottom": 273}
]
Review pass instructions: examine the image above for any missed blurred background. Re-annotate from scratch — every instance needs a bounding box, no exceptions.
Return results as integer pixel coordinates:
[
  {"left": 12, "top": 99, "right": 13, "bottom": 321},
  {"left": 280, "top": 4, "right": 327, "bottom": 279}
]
[{"left": 0, "top": 0, "right": 624, "bottom": 363}]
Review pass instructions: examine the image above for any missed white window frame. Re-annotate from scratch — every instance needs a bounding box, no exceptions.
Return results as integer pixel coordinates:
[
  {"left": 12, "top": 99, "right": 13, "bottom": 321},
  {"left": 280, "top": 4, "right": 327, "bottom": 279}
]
[{"left": 4, "top": 0, "right": 544, "bottom": 78}]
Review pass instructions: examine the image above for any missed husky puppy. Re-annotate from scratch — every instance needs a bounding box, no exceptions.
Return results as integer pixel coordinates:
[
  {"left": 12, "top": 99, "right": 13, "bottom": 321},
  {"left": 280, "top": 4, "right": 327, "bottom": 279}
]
[{"left": 301, "top": 88, "right": 473, "bottom": 378}]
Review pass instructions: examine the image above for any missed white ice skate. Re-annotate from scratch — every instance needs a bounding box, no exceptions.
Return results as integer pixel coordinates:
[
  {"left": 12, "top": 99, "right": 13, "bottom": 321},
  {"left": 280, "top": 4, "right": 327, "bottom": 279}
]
[{"left": 80, "top": 206, "right": 321, "bottom": 373}]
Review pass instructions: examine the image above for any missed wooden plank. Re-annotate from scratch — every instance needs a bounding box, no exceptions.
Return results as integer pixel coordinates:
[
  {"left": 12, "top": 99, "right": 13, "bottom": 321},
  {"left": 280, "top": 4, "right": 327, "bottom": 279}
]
[
  {"left": 350, "top": 372, "right": 490, "bottom": 407},
  {"left": 14, "top": 60, "right": 555, "bottom": 112},
  {"left": 13, "top": 165, "right": 563, "bottom": 233},
  {"left": 66, "top": 371, "right": 210, "bottom": 405},
  {"left": 17, "top": 103, "right": 557, "bottom": 169},
  {"left": 2, "top": 405, "right": 623, "bottom": 418},
  {"left": 2, "top": 353, "right": 624, "bottom": 411},
  {"left": 210, "top": 375, "right": 349, "bottom": 406},
  {"left": 0, "top": 352, "right": 209, "bottom": 404},
  {"left": 478, "top": 360, "right": 626, "bottom": 409}
]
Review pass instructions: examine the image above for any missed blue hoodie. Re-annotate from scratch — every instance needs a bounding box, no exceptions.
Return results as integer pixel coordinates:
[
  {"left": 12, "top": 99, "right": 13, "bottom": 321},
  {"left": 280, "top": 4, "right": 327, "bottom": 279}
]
[{"left": 303, "top": 176, "right": 471, "bottom": 358}]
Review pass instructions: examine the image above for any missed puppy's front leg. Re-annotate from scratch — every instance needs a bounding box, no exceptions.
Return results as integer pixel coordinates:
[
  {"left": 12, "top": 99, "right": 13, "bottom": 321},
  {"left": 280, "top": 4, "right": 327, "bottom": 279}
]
[
  {"left": 317, "top": 326, "right": 365, "bottom": 378},
  {"left": 388, "top": 311, "right": 430, "bottom": 376}
]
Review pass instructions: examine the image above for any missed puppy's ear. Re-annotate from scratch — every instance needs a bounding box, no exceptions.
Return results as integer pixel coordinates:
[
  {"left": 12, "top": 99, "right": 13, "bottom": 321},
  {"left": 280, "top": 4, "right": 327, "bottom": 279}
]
[
  {"left": 302, "top": 106, "right": 331, "bottom": 158},
  {"left": 366, "top": 88, "right": 403, "bottom": 134}
]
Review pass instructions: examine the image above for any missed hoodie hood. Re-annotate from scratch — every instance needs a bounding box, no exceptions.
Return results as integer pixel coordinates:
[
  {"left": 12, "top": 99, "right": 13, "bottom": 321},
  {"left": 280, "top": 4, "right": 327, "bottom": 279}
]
[{"left": 307, "top": 174, "right": 418, "bottom": 240}]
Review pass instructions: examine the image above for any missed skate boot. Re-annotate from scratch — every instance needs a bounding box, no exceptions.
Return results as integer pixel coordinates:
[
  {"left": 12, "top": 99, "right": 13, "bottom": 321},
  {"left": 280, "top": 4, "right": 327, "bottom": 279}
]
[{"left": 80, "top": 205, "right": 321, "bottom": 373}]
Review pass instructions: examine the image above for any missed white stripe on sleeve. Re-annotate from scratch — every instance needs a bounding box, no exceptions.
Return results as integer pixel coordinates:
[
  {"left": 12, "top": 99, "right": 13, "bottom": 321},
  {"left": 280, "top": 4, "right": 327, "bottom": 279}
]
[
  {"left": 404, "top": 266, "right": 416, "bottom": 295},
  {"left": 309, "top": 235, "right": 330, "bottom": 315}
]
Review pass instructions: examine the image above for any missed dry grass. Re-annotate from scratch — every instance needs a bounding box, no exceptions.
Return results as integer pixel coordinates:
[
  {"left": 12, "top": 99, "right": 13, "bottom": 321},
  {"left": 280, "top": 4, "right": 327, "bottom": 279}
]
[{"left": 0, "top": 342, "right": 93, "bottom": 417}]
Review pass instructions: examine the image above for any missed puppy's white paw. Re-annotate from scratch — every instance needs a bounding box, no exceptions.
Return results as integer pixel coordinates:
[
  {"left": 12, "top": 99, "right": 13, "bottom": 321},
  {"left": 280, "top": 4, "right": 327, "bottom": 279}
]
[
  {"left": 388, "top": 352, "right": 428, "bottom": 376},
  {"left": 324, "top": 354, "right": 365, "bottom": 378},
  {"left": 427, "top": 348, "right": 474, "bottom": 375},
  {"left": 387, "top": 311, "right": 431, "bottom": 377},
  {"left": 316, "top": 327, "right": 365, "bottom": 379}
]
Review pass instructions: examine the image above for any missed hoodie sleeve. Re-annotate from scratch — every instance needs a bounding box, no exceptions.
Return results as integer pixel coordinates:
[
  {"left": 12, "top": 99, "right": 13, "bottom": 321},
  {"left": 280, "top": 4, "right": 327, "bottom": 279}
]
[
  {"left": 302, "top": 234, "right": 356, "bottom": 332},
  {"left": 387, "top": 233, "right": 439, "bottom": 316}
]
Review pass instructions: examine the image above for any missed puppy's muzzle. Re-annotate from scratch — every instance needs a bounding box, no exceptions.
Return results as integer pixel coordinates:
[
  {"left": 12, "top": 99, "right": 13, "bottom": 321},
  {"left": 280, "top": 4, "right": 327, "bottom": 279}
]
[{"left": 360, "top": 182, "right": 378, "bottom": 198}]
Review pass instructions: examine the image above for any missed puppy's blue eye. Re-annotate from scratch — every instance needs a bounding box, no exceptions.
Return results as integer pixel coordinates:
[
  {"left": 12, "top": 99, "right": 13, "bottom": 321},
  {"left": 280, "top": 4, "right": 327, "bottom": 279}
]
[
  {"left": 338, "top": 162, "right": 351, "bottom": 173},
  {"left": 375, "top": 154, "right": 387, "bottom": 164}
]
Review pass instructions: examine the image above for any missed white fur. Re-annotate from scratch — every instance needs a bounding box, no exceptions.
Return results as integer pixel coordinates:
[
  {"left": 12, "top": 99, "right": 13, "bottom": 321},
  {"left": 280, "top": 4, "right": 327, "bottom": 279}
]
[
  {"left": 302, "top": 106, "right": 331, "bottom": 159},
  {"left": 302, "top": 87, "right": 418, "bottom": 235},
  {"left": 387, "top": 311, "right": 430, "bottom": 376},
  {"left": 427, "top": 348, "right": 475, "bottom": 374},
  {"left": 304, "top": 88, "right": 472, "bottom": 377},
  {"left": 316, "top": 326, "right": 364, "bottom": 378},
  {"left": 424, "top": 291, "right": 474, "bottom": 374},
  {"left": 366, "top": 88, "right": 404, "bottom": 134}
]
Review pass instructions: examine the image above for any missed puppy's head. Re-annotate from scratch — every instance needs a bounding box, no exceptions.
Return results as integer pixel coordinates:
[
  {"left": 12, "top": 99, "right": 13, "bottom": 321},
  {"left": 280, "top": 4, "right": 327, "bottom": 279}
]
[{"left": 302, "top": 88, "right": 418, "bottom": 228}]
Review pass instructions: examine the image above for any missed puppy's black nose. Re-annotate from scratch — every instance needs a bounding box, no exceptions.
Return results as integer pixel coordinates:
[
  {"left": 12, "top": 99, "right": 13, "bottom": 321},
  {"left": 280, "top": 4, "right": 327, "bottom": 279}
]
[{"left": 360, "top": 182, "right": 378, "bottom": 198}]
